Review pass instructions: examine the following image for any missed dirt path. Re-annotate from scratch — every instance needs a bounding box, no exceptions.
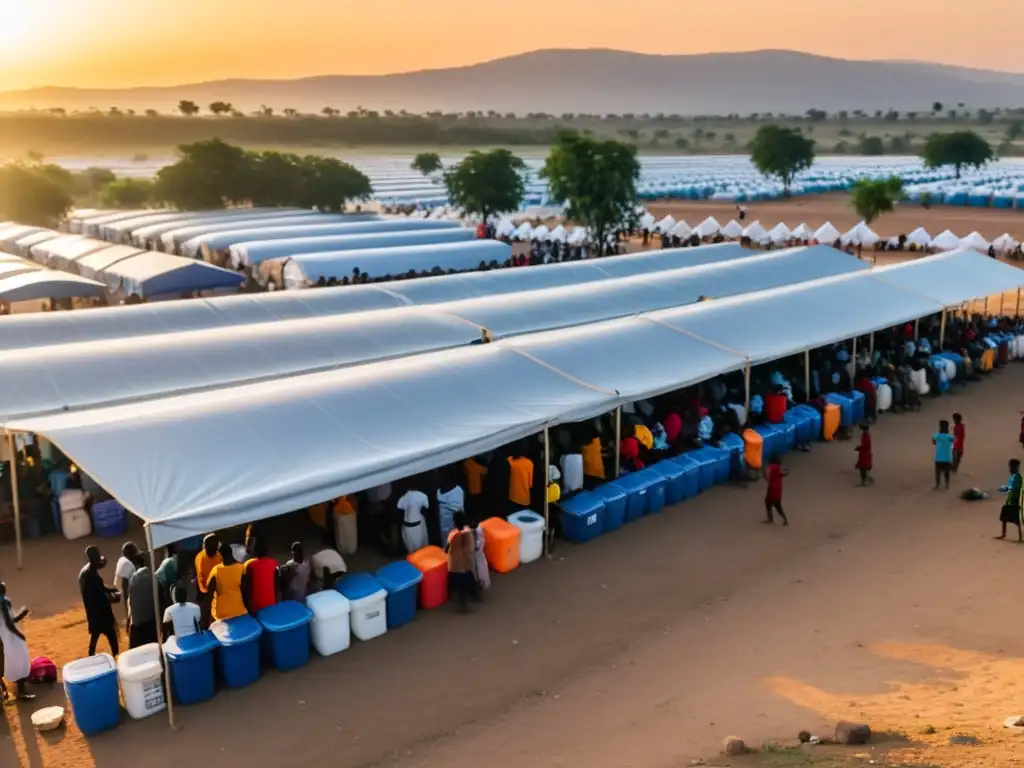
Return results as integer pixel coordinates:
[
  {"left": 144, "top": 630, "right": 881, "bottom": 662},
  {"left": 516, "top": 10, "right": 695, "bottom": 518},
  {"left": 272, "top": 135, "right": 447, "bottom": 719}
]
[{"left": 4, "top": 368, "right": 1024, "bottom": 768}]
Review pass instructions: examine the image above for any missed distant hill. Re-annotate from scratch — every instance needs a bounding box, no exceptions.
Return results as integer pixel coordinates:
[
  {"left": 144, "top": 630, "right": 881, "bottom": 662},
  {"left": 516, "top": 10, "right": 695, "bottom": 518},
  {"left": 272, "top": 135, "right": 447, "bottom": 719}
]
[{"left": 3, "top": 49, "right": 1024, "bottom": 115}]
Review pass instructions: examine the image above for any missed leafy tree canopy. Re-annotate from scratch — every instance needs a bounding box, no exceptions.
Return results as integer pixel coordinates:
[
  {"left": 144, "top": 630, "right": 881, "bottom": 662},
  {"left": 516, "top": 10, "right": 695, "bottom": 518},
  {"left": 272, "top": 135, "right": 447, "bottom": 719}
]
[
  {"left": 540, "top": 130, "right": 640, "bottom": 250},
  {"left": 101, "top": 178, "right": 155, "bottom": 208},
  {"left": 208, "top": 101, "right": 233, "bottom": 116},
  {"left": 749, "top": 124, "right": 815, "bottom": 194},
  {"left": 296, "top": 155, "right": 372, "bottom": 212},
  {"left": 411, "top": 152, "right": 443, "bottom": 175},
  {"left": 443, "top": 148, "right": 526, "bottom": 223},
  {"left": 851, "top": 177, "right": 903, "bottom": 225},
  {"left": 153, "top": 138, "right": 251, "bottom": 209},
  {"left": 923, "top": 131, "right": 993, "bottom": 178},
  {"left": 177, "top": 100, "right": 200, "bottom": 116},
  {"left": 0, "top": 162, "right": 73, "bottom": 226}
]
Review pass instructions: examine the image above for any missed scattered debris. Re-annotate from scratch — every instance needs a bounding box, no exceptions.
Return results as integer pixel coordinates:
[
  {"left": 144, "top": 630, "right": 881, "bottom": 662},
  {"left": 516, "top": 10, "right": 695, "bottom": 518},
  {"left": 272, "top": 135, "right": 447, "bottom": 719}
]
[
  {"left": 835, "top": 721, "right": 872, "bottom": 745},
  {"left": 920, "top": 724, "right": 936, "bottom": 735},
  {"left": 1005, "top": 715, "right": 1024, "bottom": 730},
  {"left": 798, "top": 730, "right": 812, "bottom": 743},
  {"left": 721, "top": 736, "right": 747, "bottom": 757},
  {"left": 949, "top": 734, "right": 980, "bottom": 746}
]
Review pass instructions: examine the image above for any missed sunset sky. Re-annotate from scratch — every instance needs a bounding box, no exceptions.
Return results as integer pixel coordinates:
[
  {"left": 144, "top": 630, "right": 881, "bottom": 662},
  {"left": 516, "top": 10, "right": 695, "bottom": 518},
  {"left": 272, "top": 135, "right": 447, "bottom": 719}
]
[{"left": 1, "top": 0, "right": 1021, "bottom": 90}]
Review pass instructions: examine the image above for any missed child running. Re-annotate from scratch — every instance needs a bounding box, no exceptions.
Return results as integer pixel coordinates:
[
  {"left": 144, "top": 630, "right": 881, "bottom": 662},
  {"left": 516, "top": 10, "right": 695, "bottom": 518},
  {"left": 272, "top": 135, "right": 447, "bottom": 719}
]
[
  {"left": 762, "top": 456, "right": 789, "bottom": 526},
  {"left": 952, "top": 413, "right": 966, "bottom": 473},
  {"left": 855, "top": 422, "right": 874, "bottom": 486},
  {"left": 932, "top": 420, "right": 955, "bottom": 490}
]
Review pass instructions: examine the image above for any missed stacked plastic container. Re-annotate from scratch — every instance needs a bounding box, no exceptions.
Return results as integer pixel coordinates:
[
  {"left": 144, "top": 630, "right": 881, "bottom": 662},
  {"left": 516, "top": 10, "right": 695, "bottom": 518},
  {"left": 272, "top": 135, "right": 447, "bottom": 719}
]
[
  {"left": 407, "top": 545, "right": 449, "bottom": 609},
  {"left": 593, "top": 484, "right": 628, "bottom": 531},
  {"left": 163, "top": 631, "right": 219, "bottom": 704},
  {"left": 63, "top": 654, "right": 121, "bottom": 735},
  {"left": 375, "top": 560, "right": 423, "bottom": 628},
  {"left": 258, "top": 601, "right": 314, "bottom": 671},
  {"left": 335, "top": 573, "right": 388, "bottom": 641},
  {"left": 211, "top": 614, "right": 263, "bottom": 688},
  {"left": 560, "top": 492, "right": 606, "bottom": 542}
]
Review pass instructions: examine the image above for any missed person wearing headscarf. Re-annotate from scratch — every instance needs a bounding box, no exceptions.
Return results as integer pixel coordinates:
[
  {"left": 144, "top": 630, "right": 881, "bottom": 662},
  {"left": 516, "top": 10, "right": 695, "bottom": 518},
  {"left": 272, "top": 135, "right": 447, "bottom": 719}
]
[{"left": 997, "top": 458, "right": 1024, "bottom": 542}]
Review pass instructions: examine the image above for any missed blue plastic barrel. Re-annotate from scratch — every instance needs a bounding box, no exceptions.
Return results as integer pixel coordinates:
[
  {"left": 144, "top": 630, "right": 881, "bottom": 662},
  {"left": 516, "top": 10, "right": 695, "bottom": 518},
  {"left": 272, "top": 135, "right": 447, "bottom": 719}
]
[
  {"left": 668, "top": 455, "right": 701, "bottom": 500},
  {"left": 258, "top": 601, "right": 313, "bottom": 671},
  {"left": 374, "top": 561, "right": 423, "bottom": 629},
  {"left": 211, "top": 614, "right": 263, "bottom": 688},
  {"left": 593, "top": 484, "right": 628, "bottom": 531},
  {"left": 560, "top": 492, "right": 606, "bottom": 542},
  {"left": 648, "top": 461, "right": 686, "bottom": 505},
  {"left": 163, "top": 631, "right": 218, "bottom": 705},
  {"left": 91, "top": 499, "right": 127, "bottom": 538},
  {"left": 63, "top": 654, "right": 121, "bottom": 735}
]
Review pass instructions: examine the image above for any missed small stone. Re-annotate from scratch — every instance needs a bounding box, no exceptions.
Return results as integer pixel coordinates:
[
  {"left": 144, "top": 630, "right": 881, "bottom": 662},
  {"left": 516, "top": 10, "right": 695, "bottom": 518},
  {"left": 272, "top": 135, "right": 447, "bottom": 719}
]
[
  {"left": 798, "top": 730, "right": 812, "bottom": 743},
  {"left": 512, "top": 639, "right": 519, "bottom": 645},
  {"left": 949, "top": 735, "right": 979, "bottom": 746},
  {"left": 834, "top": 721, "right": 871, "bottom": 745},
  {"left": 920, "top": 725, "right": 936, "bottom": 735},
  {"left": 1005, "top": 716, "right": 1024, "bottom": 730},
  {"left": 690, "top": 761, "right": 706, "bottom": 766},
  {"left": 721, "top": 736, "right": 747, "bottom": 757}
]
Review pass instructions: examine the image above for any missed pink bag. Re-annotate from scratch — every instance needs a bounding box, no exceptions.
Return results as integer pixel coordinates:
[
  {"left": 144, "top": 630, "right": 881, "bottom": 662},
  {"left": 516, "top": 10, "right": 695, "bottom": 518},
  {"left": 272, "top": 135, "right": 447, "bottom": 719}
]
[{"left": 29, "top": 656, "right": 57, "bottom": 683}]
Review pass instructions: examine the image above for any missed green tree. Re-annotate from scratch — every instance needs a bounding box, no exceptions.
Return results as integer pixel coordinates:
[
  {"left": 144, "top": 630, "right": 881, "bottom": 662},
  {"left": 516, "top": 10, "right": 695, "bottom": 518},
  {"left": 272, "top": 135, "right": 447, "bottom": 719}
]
[
  {"left": 859, "top": 135, "right": 885, "bottom": 155},
  {"left": 540, "top": 130, "right": 639, "bottom": 251},
  {"left": 1007, "top": 120, "right": 1023, "bottom": 141},
  {"left": 749, "top": 124, "right": 815, "bottom": 195},
  {"left": 444, "top": 148, "right": 526, "bottom": 224},
  {"left": 411, "top": 152, "right": 443, "bottom": 176},
  {"left": 101, "top": 178, "right": 155, "bottom": 208},
  {"left": 321, "top": 107, "right": 340, "bottom": 118},
  {"left": 144, "top": 109, "right": 159, "bottom": 118},
  {"left": 296, "top": 155, "right": 372, "bottom": 212},
  {"left": 932, "top": 101, "right": 943, "bottom": 113},
  {"left": 850, "top": 177, "right": 903, "bottom": 225},
  {"left": 283, "top": 108, "right": 299, "bottom": 118},
  {"left": 153, "top": 137, "right": 251, "bottom": 209},
  {"left": 247, "top": 150, "right": 305, "bottom": 207},
  {"left": 177, "top": 100, "right": 200, "bottom": 116},
  {"left": 0, "top": 162, "right": 73, "bottom": 226},
  {"left": 923, "top": 131, "right": 993, "bottom": 179},
  {"left": 208, "top": 101, "right": 233, "bottom": 115}
]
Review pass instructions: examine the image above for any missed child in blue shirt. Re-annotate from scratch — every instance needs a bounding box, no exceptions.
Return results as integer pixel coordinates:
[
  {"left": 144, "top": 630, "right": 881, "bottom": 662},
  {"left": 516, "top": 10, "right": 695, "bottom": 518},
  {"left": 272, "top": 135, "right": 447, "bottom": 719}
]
[{"left": 932, "top": 420, "right": 955, "bottom": 490}]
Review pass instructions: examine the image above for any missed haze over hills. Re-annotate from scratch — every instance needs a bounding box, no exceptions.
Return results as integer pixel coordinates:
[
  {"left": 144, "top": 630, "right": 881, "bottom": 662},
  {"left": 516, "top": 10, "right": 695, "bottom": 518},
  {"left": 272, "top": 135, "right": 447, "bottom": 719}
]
[{"left": 3, "top": 49, "right": 1024, "bottom": 115}]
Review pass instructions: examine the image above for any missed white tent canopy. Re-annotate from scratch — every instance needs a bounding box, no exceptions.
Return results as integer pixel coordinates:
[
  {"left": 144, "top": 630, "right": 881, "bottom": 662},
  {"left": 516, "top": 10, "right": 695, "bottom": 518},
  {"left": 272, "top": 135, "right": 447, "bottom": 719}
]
[
  {"left": 931, "top": 230, "right": 961, "bottom": 251},
  {"left": 695, "top": 217, "right": 721, "bottom": 238},
  {"left": 653, "top": 215, "right": 676, "bottom": 234},
  {"left": 959, "top": 231, "right": 991, "bottom": 252},
  {"left": 767, "top": 223, "right": 792, "bottom": 243},
  {"left": 669, "top": 220, "right": 692, "bottom": 238},
  {"left": 992, "top": 233, "right": 1019, "bottom": 253},
  {"left": 840, "top": 222, "right": 880, "bottom": 247},
  {"left": 790, "top": 223, "right": 813, "bottom": 241},
  {"left": 720, "top": 220, "right": 743, "bottom": 239},
  {"left": 906, "top": 227, "right": 932, "bottom": 247},
  {"left": 741, "top": 221, "right": 768, "bottom": 242},
  {"left": 813, "top": 222, "right": 841, "bottom": 243}
]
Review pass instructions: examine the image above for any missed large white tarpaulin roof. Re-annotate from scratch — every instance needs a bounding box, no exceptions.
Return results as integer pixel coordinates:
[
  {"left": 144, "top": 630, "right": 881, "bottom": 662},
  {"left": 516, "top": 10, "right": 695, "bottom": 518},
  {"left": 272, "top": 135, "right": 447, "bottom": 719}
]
[
  {"left": 0, "top": 244, "right": 756, "bottom": 352},
  {"left": 0, "top": 247, "right": 863, "bottom": 420},
  {"left": 0, "top": 270, "right": 106, "bottom": 302},
  {"left": 870, "top": 249, "right": 1024, "bottom": 306}
]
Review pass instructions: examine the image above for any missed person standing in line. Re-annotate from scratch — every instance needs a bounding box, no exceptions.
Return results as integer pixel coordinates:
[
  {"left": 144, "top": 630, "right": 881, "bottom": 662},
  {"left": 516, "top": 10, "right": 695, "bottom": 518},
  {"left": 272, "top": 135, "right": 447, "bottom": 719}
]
[
  {"left": 162, "top": 586, "right": 202, "bottom": 639},
  {"left": 242, "top": 538, "right": 279, "bottom": 615},
  {"left": 997, "top": 458, "right": 1024, "bottom": 543},
  {"left": 79, "top": 546, "right": 120, "bottom": 656},
  {"left": 952, "top": 413, "right": 966, "bottom": 473},
  {"left": 194, "top": 534, "right": 222, "bottom": 627},
  {"left": 763, "top": 455, "right": 789, "bottom": 526},
  {"left": 114, "top": 542, "right": 139, "bottom": 625},
  {"left": 445, "top": 511, "right": 477, "bottom": 612},
  {"left": 397, "top": 485, "right": 430, "bottom": 555},
  {"left": 280, "top": 542, "right": 312, "bottom": 602},
  {"left": 0, "top": 583, "right": 32, "bottom": 701},
  {"left": 207, "top": 543, "right": 247, "bottom": 622},
  {"left": 855, "top": 423, "right": 874, "bottom": 486},
  {"left": 126, "top": 554, "right": 158, "bottom": 649},
  {"left": 932, "top": 420, "right": 955, "bottom": 491}
]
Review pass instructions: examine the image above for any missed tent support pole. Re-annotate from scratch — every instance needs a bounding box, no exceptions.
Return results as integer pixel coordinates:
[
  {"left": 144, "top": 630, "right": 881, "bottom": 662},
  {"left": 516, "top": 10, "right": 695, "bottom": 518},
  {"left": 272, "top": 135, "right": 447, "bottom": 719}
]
[
  {"left": 146, "top": 524, "right": 178, "bottom": 731},
  {"left": 869, "top": 332, "right": 875, "bottom": 357},
  {"left": 542, "top": 427, "right": 551, "bottom": 558},
  {"left": 614, "top": 407, "right": 622, "bottom": 479},
  {"left": 743, "top": 364, "right": 751, "bottom": 418},
  {"left": 7, "top": 430, "right": 22, "bottom": 570},
  {"left": 914, "top": 318, "right": 920, "bottom": 341},
  {"left": 803, "top": 350, "right": 811, "bottom": 401},
  {"left": 939, "top": 310, "right": 947, "bottom": 349},
  {"left": 1016, "top": 288, "right": 1021, "bottom": 319},
  {"left": 998, "top": 291, "right": 1005, "bottom": 317},
  {"left": 984, "top": 297, "right": 989, "bottom": 316},
  {"left": 851, "top": 337, "right": 857, "bottom": 380}
]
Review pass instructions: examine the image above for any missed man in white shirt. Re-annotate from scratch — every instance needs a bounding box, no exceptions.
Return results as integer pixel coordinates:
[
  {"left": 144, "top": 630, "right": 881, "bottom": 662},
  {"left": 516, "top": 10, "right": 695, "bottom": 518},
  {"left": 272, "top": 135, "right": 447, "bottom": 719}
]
[
  {"left": 398, "top": 489, "right": 430, "bottom": 553},
  {"left": 114, "top": 542, "right": 138, "bottom": 624},
  {"left": 162, "top": 586, "right": 202, "bottom": 638},
  {"left": 310, "top": 545, "right": 347, "bottom": 591}
]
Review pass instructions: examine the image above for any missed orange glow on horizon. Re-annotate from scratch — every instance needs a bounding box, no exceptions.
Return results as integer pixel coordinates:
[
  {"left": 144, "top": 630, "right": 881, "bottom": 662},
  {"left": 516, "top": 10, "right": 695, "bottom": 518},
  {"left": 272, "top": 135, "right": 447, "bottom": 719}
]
[{"left": 0, "top": 0, "right": 1021, "bottom": 90}]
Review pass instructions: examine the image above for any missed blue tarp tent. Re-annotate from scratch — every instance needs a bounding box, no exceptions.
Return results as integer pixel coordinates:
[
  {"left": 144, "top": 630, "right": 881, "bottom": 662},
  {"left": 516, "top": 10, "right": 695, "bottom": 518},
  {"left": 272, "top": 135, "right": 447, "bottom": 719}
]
[{"left": 97, "top": 251, "right": 245, "bottom": 297}]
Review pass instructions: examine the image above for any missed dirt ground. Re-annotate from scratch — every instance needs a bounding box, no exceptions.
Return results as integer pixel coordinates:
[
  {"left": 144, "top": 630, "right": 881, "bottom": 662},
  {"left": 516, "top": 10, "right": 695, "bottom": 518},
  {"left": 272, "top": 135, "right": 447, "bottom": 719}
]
[
  {"left": 4, "top": 359, "right": 1024, "bottom": 767},
  {"left": 648, "top": 192, "right": 1024, "bottom": 243}
]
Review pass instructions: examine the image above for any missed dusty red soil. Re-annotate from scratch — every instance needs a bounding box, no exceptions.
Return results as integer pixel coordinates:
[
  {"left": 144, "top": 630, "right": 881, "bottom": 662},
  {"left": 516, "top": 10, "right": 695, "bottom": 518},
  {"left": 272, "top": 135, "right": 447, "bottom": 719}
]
[{"left": 4, "top": 364, "right": 1024, "bottom": 767}]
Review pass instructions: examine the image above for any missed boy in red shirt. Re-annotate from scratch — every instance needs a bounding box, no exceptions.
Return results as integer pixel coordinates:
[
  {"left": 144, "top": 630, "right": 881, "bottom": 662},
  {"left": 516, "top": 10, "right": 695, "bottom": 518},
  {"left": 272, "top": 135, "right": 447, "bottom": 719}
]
[
  {"left": 855, "top": 422, "right": 874, "bottom": 486},
  {"left": 763, "top": 456, "right": 789, "bottom": 526},
  {"left": 952, "top": 413, "right": 966, "bottom": 473}
]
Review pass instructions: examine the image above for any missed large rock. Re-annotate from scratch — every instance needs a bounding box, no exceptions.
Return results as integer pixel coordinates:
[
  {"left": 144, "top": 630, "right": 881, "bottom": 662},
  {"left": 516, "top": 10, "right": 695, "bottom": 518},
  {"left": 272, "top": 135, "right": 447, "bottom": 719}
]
[
  {"left": 721, "top": 736, "right": 747, "bottom": 756},
  {"left": 834, "top": 721, "right": 871, "bottom": 745}
]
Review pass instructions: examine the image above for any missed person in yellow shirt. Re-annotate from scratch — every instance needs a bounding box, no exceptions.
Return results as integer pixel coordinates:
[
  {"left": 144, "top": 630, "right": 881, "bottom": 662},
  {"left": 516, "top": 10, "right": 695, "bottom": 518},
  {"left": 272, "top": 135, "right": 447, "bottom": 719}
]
[
  {"left": 194, "top": 534, "right": 222, "bottom": 627},
  {"left": 582, "top": 436, "right": 605, "bottom": 488},
  {"left": 507, "top": 454, "right": 534, "bottom": 512},
  {"left": 207, "top": 542, "right": 247, "bottom": 622},
  {"left": 464, "top": 457, "right": 489, "bottom": 518}
]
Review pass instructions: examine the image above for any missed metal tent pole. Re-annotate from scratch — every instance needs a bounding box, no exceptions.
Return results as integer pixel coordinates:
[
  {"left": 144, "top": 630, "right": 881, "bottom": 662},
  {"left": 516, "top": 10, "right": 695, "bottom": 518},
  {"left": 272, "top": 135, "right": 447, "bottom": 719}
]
[
  {"left": 869, "top": 332, "right": 874, "bottom": 357},
  {"left": 7, "top": 431, "right": 22, "bottom": 570},
  {"left": 145, "top": 524, "right": 177, "bottom": 731},
  {"left": 939, "top": 310, "right": 947, "bottom": 349},
  {"left": 1016, "top": 288, "right": 1021, "bottom": 319},
  {"left": 803, "top": 350, "right": 811, "bottom": 400},
  {"left": 542, "top": 427, "right": 551, "bottom": 557},
  {"left": 613, "top": 407, "right": 622, "bottom": 478},
  {"left": 914, "top": 318, "right": 920, "bottom": 340},
  {"left": 743, "top": 364, "right": 752, "bottom": 416}
]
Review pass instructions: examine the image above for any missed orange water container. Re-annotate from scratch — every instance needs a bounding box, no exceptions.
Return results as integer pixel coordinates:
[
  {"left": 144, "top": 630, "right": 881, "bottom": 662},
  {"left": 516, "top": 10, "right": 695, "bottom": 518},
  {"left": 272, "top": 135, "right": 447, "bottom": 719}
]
[
  {"left": 742, "top": 428, "right": 764, "bottom": 471},
  {"left": 406, "top": 546, "right": 448, "bottom": 609},
  {"left": 479, "top": 517, "right": 521, "bottom": 574},
  {"left": 822, "top": 403, "right": 840, "bottom": 441},
  {"left": 981, "top": 348, "right": 995, "bottom": 372}
]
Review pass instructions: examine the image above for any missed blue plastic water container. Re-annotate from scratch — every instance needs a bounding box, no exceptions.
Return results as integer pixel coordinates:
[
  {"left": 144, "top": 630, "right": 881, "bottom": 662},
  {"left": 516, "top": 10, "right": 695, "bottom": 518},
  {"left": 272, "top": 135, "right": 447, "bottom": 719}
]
[
  {"left": 635, "top": 468, "right": 667, "bottom": 513},
  {"left": 91, "top": 499, "right": 127, "bottom": 538},
  {"left": 783, "top": 410, "right": 808, "bottom": 446},
  {"left": 648, "top": 461, "right": 686, "bottom": 505},
  {"left": 62, "top": 654, "right": 121, "bottom": 736},
  {"left": 850, "top": 390, "right": 866, "bottom": 424},
  {"left": 258, "top": 601, "right": 313, "bottom": 671},
  {"left": 825, "top": 393, "right": 854, "bottom": 428},
  {"left": 606, "top": 475, "right": 655, "bottom": 524},
  {"left": 778, "top": 422, "right": 797, "bottom": 452},
  {"left": 793, "top": 404, "right": 823, "bottom": 442},
  {"left": 704, "top": 446, "right": 731, "bottom": 485},
  {"left": 374, "top": 561, "right": 423, "bottom": 629},
  {"left": 593, "top": 483, "right": 628, "bottom": 531},
  {"left": 211, "top": 614, "right": 263, "bottom": 688},
  {"left": 559, "top": 491, "right": 606, "bottom": 543},
  {"left": 717, "top": 433, "right": 745, "bottom": 479},
  {"left": 755, "top": 424, "right": 783, "bottom": 458},
  {"left": 163, "top": 631, "right": 219, "bottom": 705},
  {"left": 668, "top": 455, "right": 701, "bottom": 500},
  {"left": 682, "top": 449, "right": 716, "bottom": 492}
]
